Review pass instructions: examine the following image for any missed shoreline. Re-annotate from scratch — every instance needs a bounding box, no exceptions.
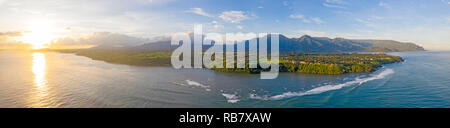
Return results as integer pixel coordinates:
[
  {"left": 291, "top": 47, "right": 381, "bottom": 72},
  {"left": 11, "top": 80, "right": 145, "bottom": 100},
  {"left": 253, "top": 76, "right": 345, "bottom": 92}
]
[{"left": 48, "top": 49, "right": 404, "bottom": 75}]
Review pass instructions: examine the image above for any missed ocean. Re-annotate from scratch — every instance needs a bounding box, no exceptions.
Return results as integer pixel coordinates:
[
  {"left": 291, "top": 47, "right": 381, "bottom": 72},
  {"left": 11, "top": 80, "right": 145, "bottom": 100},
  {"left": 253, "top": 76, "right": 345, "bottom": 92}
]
[{"left": 0, "top": 50, "right": 449, "bottom": 108}]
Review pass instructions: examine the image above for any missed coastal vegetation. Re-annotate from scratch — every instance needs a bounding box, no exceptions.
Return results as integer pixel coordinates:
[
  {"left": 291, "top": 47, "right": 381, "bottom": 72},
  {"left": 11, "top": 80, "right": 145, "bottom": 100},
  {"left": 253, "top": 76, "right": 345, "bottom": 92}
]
[
  {"left": 52, "top": 49, "right": 403, "bottom": 75},
  {"left": 211, "top": 53, "right": 403, "bottom": 74},
  {"left": 54, "top": 49, "right": 172, "bottom": 66},
  {"left": 46, "top": 34, "right": 416, "bottom": 74}
]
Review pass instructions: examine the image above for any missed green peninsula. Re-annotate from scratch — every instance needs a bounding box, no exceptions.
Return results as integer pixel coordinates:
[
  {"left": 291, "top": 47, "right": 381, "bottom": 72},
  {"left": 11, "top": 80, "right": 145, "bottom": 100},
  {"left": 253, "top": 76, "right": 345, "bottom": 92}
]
[
  {"left": 212, "top": 53, "right": 403, "bottom": 74},
  {"left": 52, "top": 49, "right": 403, "bottom": 75}
]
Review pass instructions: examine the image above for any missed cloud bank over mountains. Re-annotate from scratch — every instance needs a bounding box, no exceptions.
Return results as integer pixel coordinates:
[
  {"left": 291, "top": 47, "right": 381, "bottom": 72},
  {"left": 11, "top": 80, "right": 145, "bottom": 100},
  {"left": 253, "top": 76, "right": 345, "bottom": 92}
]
[{"left": 0, "top": 31, "right": 152, "bottom": 48}]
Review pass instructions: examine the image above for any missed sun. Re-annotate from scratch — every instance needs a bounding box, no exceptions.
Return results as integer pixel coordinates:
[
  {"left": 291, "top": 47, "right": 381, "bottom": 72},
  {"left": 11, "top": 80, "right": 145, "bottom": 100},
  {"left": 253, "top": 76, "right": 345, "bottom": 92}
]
[{"left": 16, "top": 20, "right": 57, "bottom": 49}]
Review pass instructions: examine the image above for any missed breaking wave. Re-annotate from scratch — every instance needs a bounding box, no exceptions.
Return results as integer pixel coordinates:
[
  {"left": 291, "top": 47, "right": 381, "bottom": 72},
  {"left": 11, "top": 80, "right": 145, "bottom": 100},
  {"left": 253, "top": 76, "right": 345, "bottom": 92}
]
[
  {"left": 222, "top": 93, "right": 240, "bottom": 103},
  {"left": 171, "top": 80, "right": 211, "bottom": 91},
  {"left": 250, "top": 68, "right": 395, "bottom": 100},
  {"left": 186, "top": 80, "right": 210, "bottom": 88},
  {"left": 186, "top": 80, "right": 211, "bottom": 91}
]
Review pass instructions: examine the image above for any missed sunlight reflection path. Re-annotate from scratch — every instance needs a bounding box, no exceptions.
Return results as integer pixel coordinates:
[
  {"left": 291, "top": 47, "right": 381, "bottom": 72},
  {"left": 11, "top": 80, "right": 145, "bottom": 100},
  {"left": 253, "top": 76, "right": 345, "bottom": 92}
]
[{"left": 28, "top": 52, "right": 50, "bottom": 108}]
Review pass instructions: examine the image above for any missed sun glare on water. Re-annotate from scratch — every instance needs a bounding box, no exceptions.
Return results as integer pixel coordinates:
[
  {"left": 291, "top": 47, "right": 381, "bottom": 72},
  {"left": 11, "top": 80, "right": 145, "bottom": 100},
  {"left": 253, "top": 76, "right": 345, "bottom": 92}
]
[
  {"left": 16, "top": 20, "right": 58, "bottom": 49},
  {"left": 28, "top": 52, "right": 51, "bottom": 107}
]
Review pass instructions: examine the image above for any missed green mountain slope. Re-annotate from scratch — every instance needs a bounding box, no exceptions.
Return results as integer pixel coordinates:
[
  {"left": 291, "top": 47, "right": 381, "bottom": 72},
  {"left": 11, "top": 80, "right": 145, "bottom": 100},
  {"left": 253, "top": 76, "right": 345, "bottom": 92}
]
[{"left": 114, "top": 34, "right": 425, "bottom": 53}]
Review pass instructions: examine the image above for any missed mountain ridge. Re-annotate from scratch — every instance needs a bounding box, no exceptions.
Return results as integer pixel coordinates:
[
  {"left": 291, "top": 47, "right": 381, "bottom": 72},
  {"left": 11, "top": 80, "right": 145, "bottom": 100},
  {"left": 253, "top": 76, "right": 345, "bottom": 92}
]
[{"left": 94, "top": 34, "right": 425, "bottom": 53}]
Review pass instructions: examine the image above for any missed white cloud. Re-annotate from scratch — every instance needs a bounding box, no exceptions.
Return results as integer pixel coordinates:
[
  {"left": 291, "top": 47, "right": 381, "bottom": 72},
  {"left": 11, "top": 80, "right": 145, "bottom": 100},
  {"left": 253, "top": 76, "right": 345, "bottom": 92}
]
[
  {"left": 311, "top": 17, "right": 325, "bottom": 24},
  {"left": 0, "top": 0, "right": 183, "bottom": 39},
  {"left": 355, "top": 18, "right": 375, "bottom": 27},
  {"left": 294, "top": 30, "right": 329, "bottom": 37},
  {"left": 211, "top": 21, "right": 224, "bottom": 29},
  {"left": 325, "top": 0, "right": 345, "bottom": 4},
  {"left": 54, "top": 32, "right": 148, "bottom": 46},
  {"left": 323, "top": 3, "right": 345, "bottom": 9},
  {"left": 379, "top": 1, "right": 390, "bottom": 8},
  {"left": 258, "top": 6, "right": 264, "bottom": 9},
  {"left": 0, "top": 31, "right": 28, "bottom": 48},
  {"left": 0, "top": 31, "right": 23, "bottom": 37},
  {"left": 323, "top": 0, "right": 347, "bottom": 9},
  {"left": 236, "top": 25, "right": 243, "bottom": 30},
  {"left": 137, "top": 0, "right": 175, "bottom": 5},
  {"left": 249, "top": 12, "right": 258, "bottom": 19},
  {"left": 213, "top": 24, "right": 223, "bottom": 29},
  {"left": 420, "top": 44, "right": 450, "bottom": 50},
  {"left": 0, "top": 31, "right": 151, "bottom": 48},
  {"left": 289, "top": 14, "right": 310, "bottom": 23},
  {"left": 187, "top": 8, "right": 214, "bottom": 17},
  {"left": 370, "top": 16, "right": 384, "bottom": 20},
  {"left": 355, "top": 16, "right": 385, "bottom": 27},
  {"left": 290, "top": 14, "right": 324, "bottom": 24},
  {"left": 219, "top": 11, "right": 249, "bottom": 23},
  {"left": 355, "top": 29, "right": 374, "bottom": 33}
]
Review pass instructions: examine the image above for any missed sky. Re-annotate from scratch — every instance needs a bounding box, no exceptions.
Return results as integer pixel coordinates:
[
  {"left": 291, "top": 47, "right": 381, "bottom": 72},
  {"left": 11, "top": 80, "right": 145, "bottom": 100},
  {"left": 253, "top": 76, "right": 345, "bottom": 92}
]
[{"left": 0, "top": 0, "right": 449, "bottom": 50}]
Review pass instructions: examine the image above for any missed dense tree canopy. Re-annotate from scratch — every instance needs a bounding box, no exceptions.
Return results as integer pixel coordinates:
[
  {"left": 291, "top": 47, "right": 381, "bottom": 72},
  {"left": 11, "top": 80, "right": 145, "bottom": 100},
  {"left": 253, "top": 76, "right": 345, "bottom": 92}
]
[
  {"left": 213, "top": 53, "right": 403, "bottom": 75},
  {"left": 54, "top": 49, "right": 403, "bottom": 75}
]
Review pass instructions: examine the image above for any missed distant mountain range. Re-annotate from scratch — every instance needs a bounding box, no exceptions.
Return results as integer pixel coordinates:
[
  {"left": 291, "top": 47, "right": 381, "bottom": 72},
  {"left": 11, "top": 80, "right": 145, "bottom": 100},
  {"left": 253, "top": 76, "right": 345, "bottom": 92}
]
[
  {"left": 94, "top": 34, "right": 425, "bottom": 53},
  {"left": 276, "top": 35, "right": 425, "bottom": 53}
]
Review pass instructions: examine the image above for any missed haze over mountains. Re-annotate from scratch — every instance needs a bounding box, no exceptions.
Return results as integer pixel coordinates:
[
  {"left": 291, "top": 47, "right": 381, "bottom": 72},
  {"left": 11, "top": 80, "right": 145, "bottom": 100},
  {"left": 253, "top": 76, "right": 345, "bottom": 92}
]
[
  {"left": 94, "top": 34, "right": 425, "bottom": 53},
  {"left": 277, "top": 35, "right": 425, "bottom": 53}
]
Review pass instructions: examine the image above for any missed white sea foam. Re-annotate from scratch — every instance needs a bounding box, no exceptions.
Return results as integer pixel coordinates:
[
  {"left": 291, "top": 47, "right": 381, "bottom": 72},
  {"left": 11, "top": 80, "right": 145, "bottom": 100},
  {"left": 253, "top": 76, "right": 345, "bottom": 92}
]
[
  {"left": 183, "top": 80, "right": 211, "bottom": 91},
  {"left": 222, "top": 93, "right": 240, "bottom": 103},
  {"left": 250, "top": 68, "right": 395, "bottom": 100},
  {"left": 186, "top": 80, "right": 210, "bottom": 88}
]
